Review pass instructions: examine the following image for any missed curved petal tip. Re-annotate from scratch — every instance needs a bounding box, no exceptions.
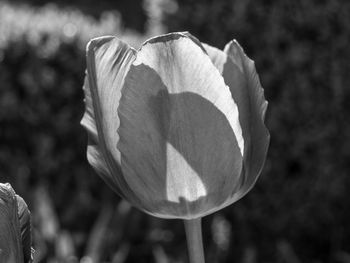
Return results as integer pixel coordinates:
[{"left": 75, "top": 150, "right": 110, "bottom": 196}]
[{"left": 86, "top": 36, "right": 115, "bottom": 53}]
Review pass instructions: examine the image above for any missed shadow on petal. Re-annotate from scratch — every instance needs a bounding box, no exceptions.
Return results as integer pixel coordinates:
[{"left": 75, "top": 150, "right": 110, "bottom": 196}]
[{"left": 117, "top": 64, "right": 243, "bottom": 218}]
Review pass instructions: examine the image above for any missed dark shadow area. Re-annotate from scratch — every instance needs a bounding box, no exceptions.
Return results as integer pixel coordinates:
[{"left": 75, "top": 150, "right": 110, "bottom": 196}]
[{"left": 165, "top": 1, "right": 350, "bottom": 262}]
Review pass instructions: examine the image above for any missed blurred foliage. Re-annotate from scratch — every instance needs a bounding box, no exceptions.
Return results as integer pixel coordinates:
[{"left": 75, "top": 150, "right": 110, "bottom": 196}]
[
  {"left": 0, "top": 2, "right": 145, "bottom": 51},
  {"left": 164, "top": 0, "right": 350, "bottom": 262},
  {"left": 0, "top": 0, "right": 350, "bottom": 262},
  {"left": 8, "top": 0, "right": 147, "bottom": 32}
]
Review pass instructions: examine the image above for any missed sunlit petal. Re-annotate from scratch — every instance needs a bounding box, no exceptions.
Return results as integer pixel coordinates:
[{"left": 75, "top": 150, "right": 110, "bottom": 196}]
[
  {"left": 134, "top": 33, "right": 244, "bottom": 156},
  {"left": 82, "top": 36, "right": 141, "bottom": 205}
]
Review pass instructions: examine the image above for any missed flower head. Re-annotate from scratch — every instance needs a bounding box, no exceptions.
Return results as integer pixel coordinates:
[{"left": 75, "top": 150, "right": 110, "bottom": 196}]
[{"left": 81, "top": 32, "right": 269, "bottom": 219}]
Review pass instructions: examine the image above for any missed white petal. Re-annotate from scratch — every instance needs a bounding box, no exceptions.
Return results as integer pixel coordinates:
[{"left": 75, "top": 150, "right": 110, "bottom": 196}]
[{"left": 134, "top": 35, "right": 245, "bottom": 156}]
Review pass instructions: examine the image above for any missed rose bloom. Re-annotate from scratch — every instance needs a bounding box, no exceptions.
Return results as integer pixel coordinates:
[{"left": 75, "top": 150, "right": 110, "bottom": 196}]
[{"left": 81, "top": 32, "right": 269, "bottom": 219}]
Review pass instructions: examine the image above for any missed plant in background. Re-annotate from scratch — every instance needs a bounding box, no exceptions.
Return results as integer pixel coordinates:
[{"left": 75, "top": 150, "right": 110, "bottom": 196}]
[
  {"left": 0, "top": 183, "right": 33, "bottom": 263},
  {"left": 81, "top": 31, "right": 269, "bottom": 263}
]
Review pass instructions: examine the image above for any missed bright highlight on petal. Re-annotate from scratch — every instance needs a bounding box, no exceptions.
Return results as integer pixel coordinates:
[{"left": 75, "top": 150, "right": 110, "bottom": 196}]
[
  {"left": 166, "top": 142, "right": 207, "bottom": 203},
  {"left": 134, "top": 34, "right": 245, "bottom": 156}
]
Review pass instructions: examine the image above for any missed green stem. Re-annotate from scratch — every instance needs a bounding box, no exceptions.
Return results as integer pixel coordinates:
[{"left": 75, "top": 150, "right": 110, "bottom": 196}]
[{"left": 184, "top": 218, "right": 205, "bottom": 263}]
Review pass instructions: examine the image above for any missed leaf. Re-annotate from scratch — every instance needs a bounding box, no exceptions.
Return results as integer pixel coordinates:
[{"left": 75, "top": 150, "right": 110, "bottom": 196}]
[
  {"left": 16, "top": 195, "right": 33, "bottom": 263},
  {"left": 0, "top": 183, "right": 32, "bottom": 263}
]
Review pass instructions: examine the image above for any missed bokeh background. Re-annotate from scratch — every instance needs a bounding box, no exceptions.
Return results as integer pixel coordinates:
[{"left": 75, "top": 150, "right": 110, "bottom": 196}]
[{"left": 0, "top": 0, "right": 349, "bottom": 262}]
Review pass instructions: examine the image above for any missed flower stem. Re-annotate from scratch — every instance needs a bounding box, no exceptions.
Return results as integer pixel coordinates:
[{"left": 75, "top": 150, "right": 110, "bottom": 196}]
[{"left": 184, "top": 218, "right": 205, "bottom": 263}]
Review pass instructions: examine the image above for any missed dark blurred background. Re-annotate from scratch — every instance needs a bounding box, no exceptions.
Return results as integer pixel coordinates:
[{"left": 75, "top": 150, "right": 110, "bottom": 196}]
[{"left": 0, "top": 0, "right": 349, "bottom": 262}]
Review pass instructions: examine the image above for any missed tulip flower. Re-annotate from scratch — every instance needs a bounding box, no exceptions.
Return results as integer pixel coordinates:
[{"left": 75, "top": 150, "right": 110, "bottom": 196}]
[
  {"left": 81, "top": 32, "right": 269, "bottom": 263},
  {"left": 0, "top": 183, "right": 33, "bottom": 263}
]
